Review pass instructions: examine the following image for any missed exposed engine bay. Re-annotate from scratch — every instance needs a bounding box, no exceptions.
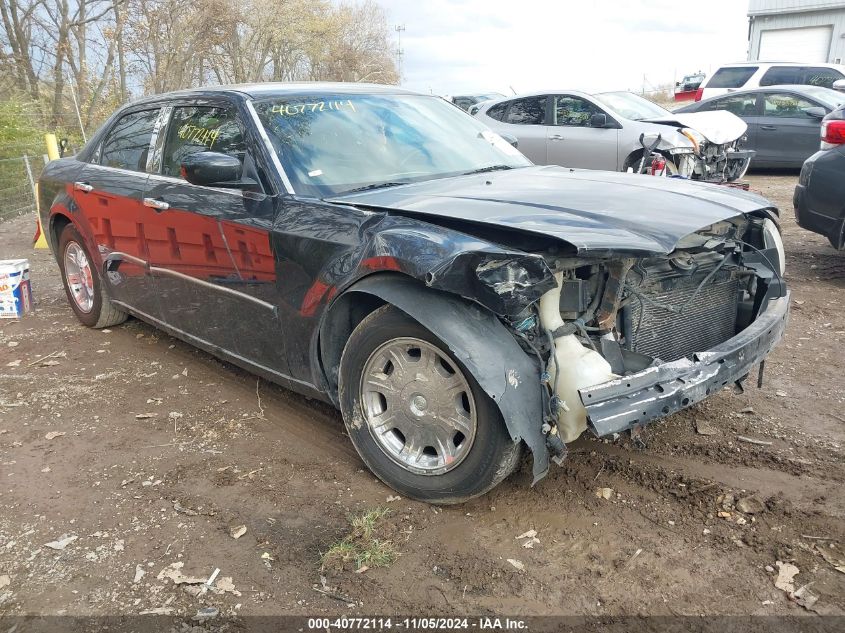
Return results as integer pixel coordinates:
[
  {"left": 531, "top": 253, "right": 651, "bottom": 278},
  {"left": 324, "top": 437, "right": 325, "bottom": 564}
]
[{"left": 506, "top": 215, "right": 787, "bottom": 458}]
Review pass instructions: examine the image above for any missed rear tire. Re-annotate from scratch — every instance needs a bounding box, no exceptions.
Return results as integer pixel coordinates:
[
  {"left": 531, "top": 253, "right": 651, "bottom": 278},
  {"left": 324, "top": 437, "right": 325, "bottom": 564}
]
[
  {"left": 338, "top": 305, "right": 521, "bottom": 504},
  {"left": 57, "top": 224, "right": 127, "bottom": 329}
]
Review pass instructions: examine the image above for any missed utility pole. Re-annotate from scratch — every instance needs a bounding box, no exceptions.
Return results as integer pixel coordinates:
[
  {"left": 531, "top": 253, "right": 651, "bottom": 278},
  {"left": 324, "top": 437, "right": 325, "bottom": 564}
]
[{"left": 395, "top": 24, "right": 406, "bottom": 81}]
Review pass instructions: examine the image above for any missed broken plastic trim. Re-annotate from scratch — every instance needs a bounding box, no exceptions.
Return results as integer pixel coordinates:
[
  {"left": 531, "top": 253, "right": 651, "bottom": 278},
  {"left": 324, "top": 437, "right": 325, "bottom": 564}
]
[
  {"left": 581, "top": 292, "right": 790, "bottom": 437},
  {"left": 425, "top": 251, "right": 556, "bottom": 317}
]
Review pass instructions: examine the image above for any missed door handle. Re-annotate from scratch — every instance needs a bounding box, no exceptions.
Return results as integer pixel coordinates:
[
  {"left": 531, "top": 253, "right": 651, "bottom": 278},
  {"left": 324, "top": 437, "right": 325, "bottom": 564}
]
[
  {"left": 143, "top": 197, "right": 170, "bottom": 211},
  {"left": 73, "top": 181, "right": 93, "bottom": 193},
  {"left": 549, "top": 134, "right": 565, "bottom": 141},
  {"left": 760, "top": 125, "right": 777, "bottom": 131}
]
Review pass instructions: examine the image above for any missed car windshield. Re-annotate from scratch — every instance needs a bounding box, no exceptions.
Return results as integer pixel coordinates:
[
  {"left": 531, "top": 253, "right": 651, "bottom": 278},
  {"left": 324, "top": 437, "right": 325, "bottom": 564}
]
[
  {"left": 593, "top": 91, "right": 671, "bottom": 121},
  {"left": 253, "top": 94, "right": 531, "bottom": 197},
  {"left": 799, "top": 86, "right": 845, "bottom": 109}
]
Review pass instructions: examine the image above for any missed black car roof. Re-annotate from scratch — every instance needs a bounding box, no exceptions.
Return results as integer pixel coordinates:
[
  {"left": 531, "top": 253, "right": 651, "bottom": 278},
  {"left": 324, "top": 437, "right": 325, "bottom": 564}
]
[{"left": 128, "top": 82, "right": 421, "bottom": 106}]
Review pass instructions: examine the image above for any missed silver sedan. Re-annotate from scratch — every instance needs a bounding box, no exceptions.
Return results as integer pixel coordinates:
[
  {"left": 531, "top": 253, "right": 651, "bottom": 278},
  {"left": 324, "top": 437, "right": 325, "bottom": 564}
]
[{"left": 474, "top": 90, "right": 753, "bottom": 181}]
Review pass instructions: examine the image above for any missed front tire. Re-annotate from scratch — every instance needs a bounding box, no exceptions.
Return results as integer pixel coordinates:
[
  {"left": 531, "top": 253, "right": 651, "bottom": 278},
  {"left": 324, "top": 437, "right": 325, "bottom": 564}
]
[
  {"left": 338, "top": 305, "right": 521, "bottom": 504},
  {"left": 57, "top": 224, "right": 127, "bottom": 328},
  {"left": 624, "top": 151, "right": 679, "bottom": 176}
]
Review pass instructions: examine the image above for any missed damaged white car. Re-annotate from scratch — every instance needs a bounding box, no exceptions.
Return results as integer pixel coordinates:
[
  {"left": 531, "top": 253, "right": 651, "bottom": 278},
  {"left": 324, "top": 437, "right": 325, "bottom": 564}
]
[{"left": 474, "top": 89, "right": 754, "bottom": 182}]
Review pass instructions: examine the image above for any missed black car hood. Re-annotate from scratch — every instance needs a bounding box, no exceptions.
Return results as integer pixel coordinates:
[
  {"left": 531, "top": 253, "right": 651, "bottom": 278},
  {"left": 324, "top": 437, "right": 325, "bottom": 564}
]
[{"left": 329, "top": 166, "right": 774, "bottom": 256}]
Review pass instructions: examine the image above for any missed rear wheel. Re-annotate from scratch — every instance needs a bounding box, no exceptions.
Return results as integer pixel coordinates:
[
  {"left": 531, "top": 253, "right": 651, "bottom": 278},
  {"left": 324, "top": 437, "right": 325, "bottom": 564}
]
[
  {"left": 338, "top": 305, "right": 521, "bottom": 504},
  {"left": 58, "top": 224, "right": 127, "bottom": 328}
]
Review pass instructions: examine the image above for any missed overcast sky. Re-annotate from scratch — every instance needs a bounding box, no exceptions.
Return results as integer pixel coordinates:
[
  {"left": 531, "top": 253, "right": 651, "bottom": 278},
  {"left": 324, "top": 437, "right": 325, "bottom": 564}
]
[{"left": 379, "top": 0, "right": 750, "bottom": 96}]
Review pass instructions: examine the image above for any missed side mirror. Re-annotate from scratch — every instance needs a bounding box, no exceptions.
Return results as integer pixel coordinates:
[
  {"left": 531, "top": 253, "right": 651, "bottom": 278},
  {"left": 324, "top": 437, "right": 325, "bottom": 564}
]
[
  {"left": 833, "top": 79, "right": 845, "bottom": 92},
  {"left": 181, "top": 151, "right": 246, "bottom": 188},
  {"left": 498, "top": 132, "right": 519, "bottom": 148},
  {"left": 803, "top": 106, "right": 827, "bottom": 119},
  {"left": 590, "top": 113, "right": 608, "bottom": 128}
]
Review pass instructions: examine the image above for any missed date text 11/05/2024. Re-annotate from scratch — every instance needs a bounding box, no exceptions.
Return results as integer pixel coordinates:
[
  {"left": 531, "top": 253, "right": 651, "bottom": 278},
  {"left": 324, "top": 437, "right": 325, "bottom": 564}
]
[{"left": 307, "top": 617, "right": 528, "bottom": 630}]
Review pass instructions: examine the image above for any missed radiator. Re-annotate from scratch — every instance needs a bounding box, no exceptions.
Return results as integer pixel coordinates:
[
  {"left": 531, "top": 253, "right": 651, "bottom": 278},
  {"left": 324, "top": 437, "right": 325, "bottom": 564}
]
[{"left": 626, "top": 270, "right": 740, "bottom": 362}]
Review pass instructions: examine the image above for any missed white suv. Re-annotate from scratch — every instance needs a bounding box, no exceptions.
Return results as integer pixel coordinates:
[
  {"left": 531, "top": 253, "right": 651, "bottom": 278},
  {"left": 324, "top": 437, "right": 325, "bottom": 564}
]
[{"left": 697, "top": 62, "right": 845, "bottom": 101}]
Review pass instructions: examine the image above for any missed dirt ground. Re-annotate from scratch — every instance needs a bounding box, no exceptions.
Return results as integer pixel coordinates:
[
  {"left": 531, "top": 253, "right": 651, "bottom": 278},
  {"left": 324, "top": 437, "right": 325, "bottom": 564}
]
[{"left": 1, "top": 174, "right": 844, "bottom": 623}]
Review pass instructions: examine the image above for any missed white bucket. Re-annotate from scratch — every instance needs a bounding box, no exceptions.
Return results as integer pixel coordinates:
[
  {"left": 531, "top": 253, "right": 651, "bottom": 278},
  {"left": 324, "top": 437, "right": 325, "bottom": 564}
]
[{"left": 0, "top": 259, "right": 34, "bottom": 319}]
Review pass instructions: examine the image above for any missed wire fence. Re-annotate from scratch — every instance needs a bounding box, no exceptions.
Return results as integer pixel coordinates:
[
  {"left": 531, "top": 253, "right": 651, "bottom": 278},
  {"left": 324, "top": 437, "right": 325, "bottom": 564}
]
[{"left": 0, "top": 154, "right": 44, "bottom": 222}]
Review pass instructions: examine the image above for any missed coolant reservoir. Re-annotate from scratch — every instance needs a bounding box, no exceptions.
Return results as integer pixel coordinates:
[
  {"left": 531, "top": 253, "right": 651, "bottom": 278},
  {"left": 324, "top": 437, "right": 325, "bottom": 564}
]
[
  {"left": 547, "top": 334, "right": 615, "bottom": 442},
  {"left": 539, "top": 273, "right": 616, "bottom": 443}
]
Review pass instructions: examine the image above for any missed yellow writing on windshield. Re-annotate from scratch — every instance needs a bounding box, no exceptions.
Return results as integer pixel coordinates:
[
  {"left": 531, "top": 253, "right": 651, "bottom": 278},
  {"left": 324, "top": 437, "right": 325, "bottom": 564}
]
[
  {"left": 178, "top": 124, "right": 220, "bottom": 148},
  {"left": 270, "top": 100, "right": 356, "bottom": 116}
]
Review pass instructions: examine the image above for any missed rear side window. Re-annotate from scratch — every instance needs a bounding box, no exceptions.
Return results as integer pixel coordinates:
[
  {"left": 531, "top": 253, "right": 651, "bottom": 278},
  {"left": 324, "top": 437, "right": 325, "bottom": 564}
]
[
  {"left": 707, "top": 67, "right": 758, "bottom": 89},
  {"left": 760, "top": 66, "right": 803, "bottom": 86},
  {"left": 162, "top": 106, "right": 246, "bottom": 178},
  {"left": 486, "top": 102, "right": 508, "bottom": 121},
  {"left": 100, "top": 109, "right": 161, "bottom": 172},
  {"left": 704, "top": 93, "right": 759, "bottom": 116},
  {"left": 805, "top": 67, "right": 844, "bottom": 88},
  {"left": 503, "top": 97, "right": 547, "bottom": 125}
]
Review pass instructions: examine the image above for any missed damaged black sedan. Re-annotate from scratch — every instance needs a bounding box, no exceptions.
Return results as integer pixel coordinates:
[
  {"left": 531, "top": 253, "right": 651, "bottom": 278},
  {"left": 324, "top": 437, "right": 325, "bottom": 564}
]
[{"left": 38, "top": 83, "right": 789, "bottom": 503}]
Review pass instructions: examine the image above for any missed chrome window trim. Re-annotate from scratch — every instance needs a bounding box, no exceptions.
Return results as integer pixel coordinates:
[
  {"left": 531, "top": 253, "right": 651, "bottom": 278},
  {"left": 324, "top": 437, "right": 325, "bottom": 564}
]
[
  {"left": 145, "top": 172, "right": 266, "bottom": 202},
  {"left": 244, "top": 99, "right": 294, "bottom": 195},
  {"left": 83, "top": 163, "right": 150, "bottom": 180},
  {"left": 147, "top": 105, "right": 172, "bottom": 174}
]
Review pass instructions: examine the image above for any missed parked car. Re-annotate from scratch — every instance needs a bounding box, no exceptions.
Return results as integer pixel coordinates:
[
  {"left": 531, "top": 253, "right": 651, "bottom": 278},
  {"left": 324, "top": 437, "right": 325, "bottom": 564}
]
[
  {"left": 675, "top": 71, "right": 706, "bottom": 102},
  {"left": 677, "top": 85, "right": 844, "bottom": 168},
  {"left": 449, "top": 93, "right": 505, "bottom": 112},
  {"left": 38, "top": 83, "right": 789, "bottom": 503},
  {"left": 696, "top": 62, "right": 845, "bottom": 101},
  {"left": 474, "top": 90, "right": 754, "bottom": 181},
  {"left": 794, "top": 103, "right": 845, "bottom": 249}
]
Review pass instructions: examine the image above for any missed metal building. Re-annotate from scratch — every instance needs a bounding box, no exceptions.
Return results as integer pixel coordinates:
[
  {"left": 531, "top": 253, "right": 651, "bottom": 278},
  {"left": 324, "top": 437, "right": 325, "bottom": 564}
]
[{"left": 748, "top": 1, "right": 845, "bottom": 64}]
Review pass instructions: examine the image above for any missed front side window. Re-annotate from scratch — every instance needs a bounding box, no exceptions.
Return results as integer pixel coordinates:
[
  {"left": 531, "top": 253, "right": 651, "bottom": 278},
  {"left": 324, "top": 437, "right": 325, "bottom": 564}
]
[
  {"left": 760, "top": 66, "right": 803, "bottom": 86},
  {"left": 161, "top": 106, "right": 246, "bottom": 178},
  {"left": 553, "top": 96, "right": 601, "bottom": 127},
  {"left": 707, "top": 66, "right": 758, "bottom": 89},
  {"left": 100, "top": 109, "right": 161, "bottom": 172},
  {"left": 763, "top": 93, "right": 817, "bottom": 118},
  {"left": 254, "top": 94, "right": 530, "bottom": 197},
  {"left": 805, "top": 67, "right": 845, "bottom": 88},
  {"left": 504, "top": 97, "right": 547, "bottom": 125},
  {"left": 706, "top": 93, "right": 759, "bottom": 116}
]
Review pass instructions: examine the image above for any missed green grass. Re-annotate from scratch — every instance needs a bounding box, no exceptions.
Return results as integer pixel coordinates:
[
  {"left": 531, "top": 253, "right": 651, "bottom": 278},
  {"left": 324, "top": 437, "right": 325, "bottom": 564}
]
[{"left": 321, "top": 507, "right": 397, "bottom": 571}]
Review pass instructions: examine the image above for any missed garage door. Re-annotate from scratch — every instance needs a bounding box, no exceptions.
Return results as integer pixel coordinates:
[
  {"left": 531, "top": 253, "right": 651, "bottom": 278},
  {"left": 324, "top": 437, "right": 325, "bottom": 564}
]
[{"left": 759, "top": 26, "right": 833, "bottom": 63}]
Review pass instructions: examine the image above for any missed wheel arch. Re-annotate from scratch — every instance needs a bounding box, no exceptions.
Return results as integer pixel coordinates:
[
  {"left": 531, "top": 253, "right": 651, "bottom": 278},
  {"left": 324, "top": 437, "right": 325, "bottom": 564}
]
[
  {"left": 50, "top": 212, "right": 74, "bottom": 250},
  {"left": 622, "top": 148, "right": 646, "bottom": 171},
  {"left": 318, "top": 272, "right": 549, "bottom": 483}
]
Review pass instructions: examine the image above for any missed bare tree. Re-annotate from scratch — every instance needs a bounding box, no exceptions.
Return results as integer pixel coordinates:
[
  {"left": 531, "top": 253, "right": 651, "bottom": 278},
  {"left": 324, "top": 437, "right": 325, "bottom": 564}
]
[
  {"left": 0, "top": 0, "right": 399, "bottom": 131},
  {"left": 0, "top": 0, "right": 43, "bottom": 98}
]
